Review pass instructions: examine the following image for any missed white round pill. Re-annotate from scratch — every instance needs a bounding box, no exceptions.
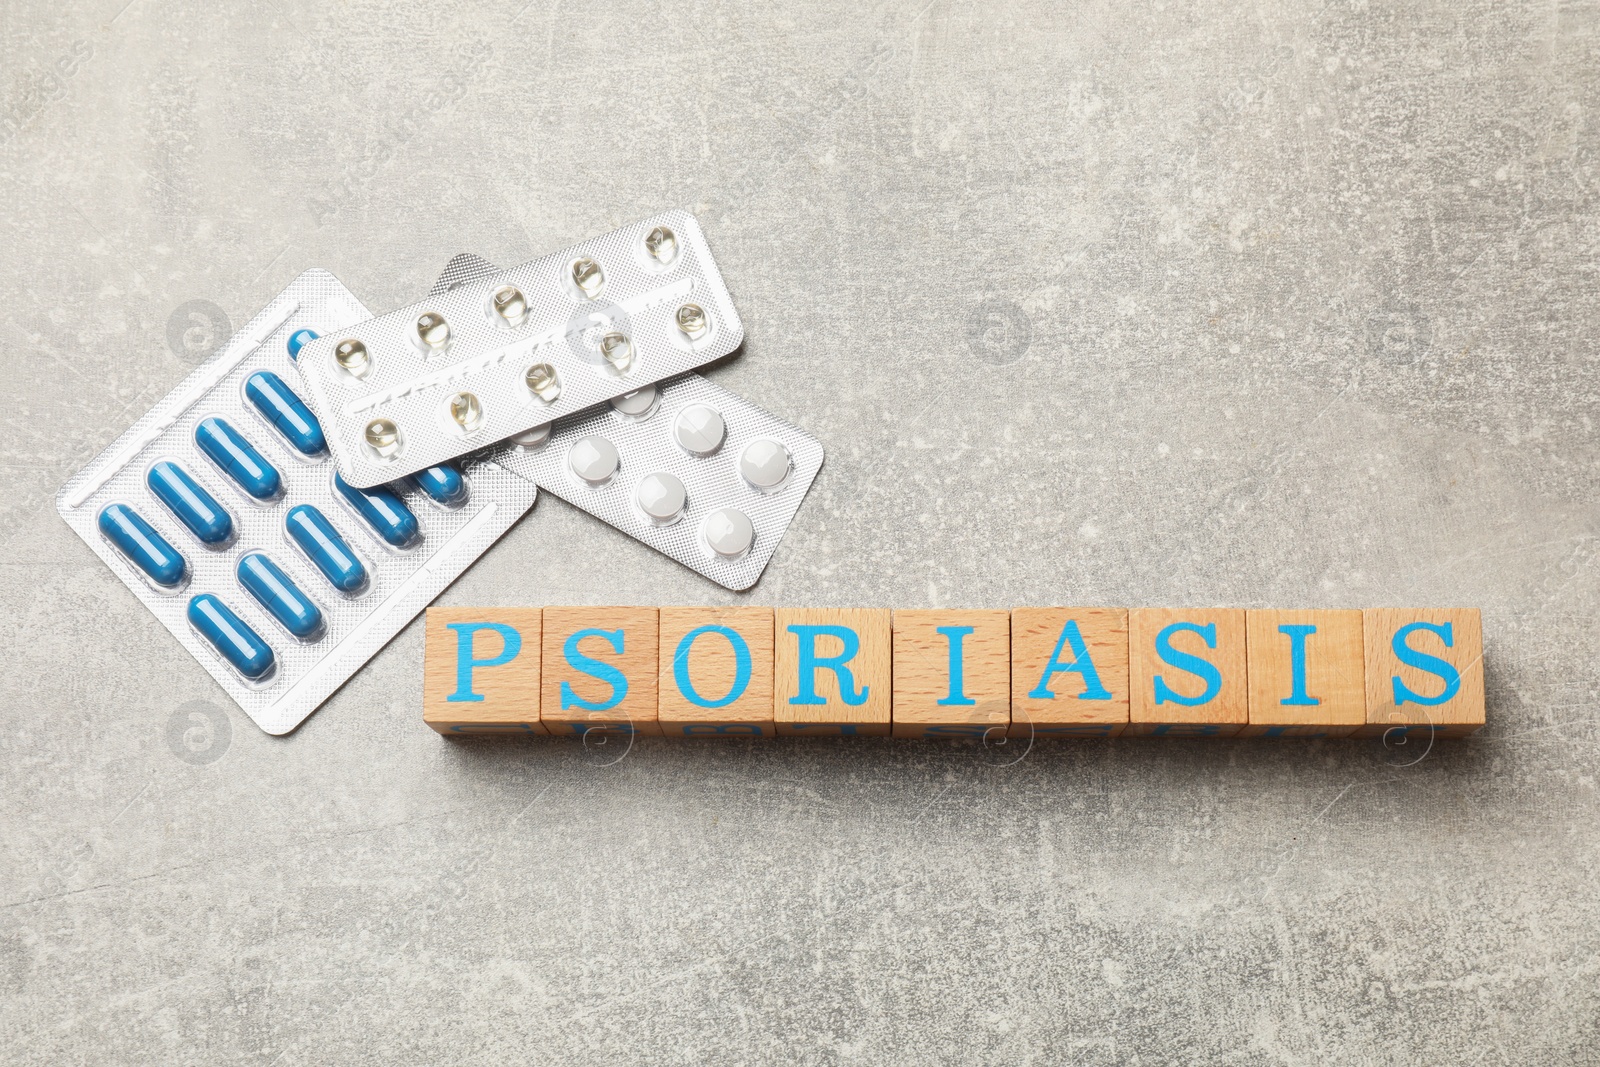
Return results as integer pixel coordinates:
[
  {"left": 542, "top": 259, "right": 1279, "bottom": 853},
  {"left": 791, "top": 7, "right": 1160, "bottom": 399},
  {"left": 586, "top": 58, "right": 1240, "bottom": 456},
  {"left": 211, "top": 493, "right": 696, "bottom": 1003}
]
[
  {"left": 636, "top": 472, "right": 687, "bottom": 524},
  {"left": 509, "top": 423, "right": 550, "bottom": 450},
  {"left": 568, "top": 435, "right": 619, "bottom": 485},
  {"left": 673, "top": 404, "right": 726, "bottom": 456},
  {"left": 702, "top": 508, "right": 754, "bottom": 557},
  {"left": 610, "top": 384, "right": 658, "bottom": 418},
  {"left": 739, "top": 439, "right": 791, "bottom": 491}
]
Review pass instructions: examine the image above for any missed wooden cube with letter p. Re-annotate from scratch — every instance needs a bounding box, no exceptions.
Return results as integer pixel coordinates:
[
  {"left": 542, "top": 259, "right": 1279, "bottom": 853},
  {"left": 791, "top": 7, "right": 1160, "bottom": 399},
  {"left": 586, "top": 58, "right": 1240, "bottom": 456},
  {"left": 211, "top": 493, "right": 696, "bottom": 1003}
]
[
  {"left": 774, "top": 608, "right": 892, "bottom": 736},
  {"left": 1357, "top": 608, "right": 1485, "bottom": 739},
  {"left": 1127, "top": 607, "right": 1248, "bottom": 737},
  {"left": 658, "top": 606, "right": 775, "bottom": 737},
  {"left": 1009, "top": 607, "right": 1129, "bottom": 738},
  {"left": 423, "top": 607, "right": 543, "bottom": 735},
  {"left": 1243, "top": 609, "right": 1365, "bottom": 738},
  {"left": 541, "top": 606, "right": 662, "bottom": 736},
  {"left": 891, "top": 609, "right": 1009, "bottom": 738}
]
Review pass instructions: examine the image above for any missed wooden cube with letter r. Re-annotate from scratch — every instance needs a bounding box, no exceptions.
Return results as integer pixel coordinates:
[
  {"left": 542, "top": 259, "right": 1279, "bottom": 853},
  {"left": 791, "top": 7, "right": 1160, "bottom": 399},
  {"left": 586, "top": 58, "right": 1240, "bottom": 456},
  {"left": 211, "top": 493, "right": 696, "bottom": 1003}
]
[
  {"left": 774, "top": 608, "right": 892, "bottom": 736},
  {"left": 541, "top": 606, "right": 662, "bottom": 736},
  {"left": 422, "top": 607, "right": 543, "bottom": 734}
]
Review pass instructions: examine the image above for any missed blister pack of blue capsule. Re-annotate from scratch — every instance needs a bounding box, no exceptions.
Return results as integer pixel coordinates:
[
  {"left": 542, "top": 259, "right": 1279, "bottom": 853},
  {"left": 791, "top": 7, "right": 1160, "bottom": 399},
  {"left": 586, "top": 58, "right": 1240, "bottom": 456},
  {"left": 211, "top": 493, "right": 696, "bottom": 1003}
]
[
  {"left": 429, "top": 254, "right": 823, "bottom": 591},
  {"left": 293, "top": 209, "right": 744, "bottom": 490},
  {"left": 55, "top": 270, "right": 539, "bottom": 735}
]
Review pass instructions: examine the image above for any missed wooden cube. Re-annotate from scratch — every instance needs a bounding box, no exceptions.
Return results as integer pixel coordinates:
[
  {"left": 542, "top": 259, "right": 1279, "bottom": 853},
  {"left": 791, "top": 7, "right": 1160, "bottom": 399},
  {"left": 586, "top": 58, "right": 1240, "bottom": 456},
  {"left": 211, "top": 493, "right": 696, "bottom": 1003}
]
[
  {"left": 1242, "top": 609, "right": 1364, "bottom": 738},
  {"left": 891, "top": 609, "right": 1010, "bottom": 739},
  {"left": 1357, "top": 608, "right": 1485, "bottom": 739},
  {"left": 774, "top": 608, "right": 892, "bottom": 736},
  {"left": 422, "top": 607, "right": 544, "bottom": 735},
  {"left": 540, "top": 606, "right": 661, "bottom": 736},
  {"left": 1009, "top": 607, "right": 1129, "bottom": 738},
  {"left": 1127, "top": 608, "right": 1248, "bottom": 736},
  {"left": 658, "top": 606, "right": 775, "bottom": 737}
]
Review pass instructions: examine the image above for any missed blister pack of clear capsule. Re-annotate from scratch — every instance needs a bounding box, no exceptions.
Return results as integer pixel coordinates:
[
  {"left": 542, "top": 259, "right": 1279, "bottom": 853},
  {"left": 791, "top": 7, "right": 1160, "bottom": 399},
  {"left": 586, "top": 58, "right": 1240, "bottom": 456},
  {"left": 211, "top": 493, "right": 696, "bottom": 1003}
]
[
  {"left": 56, "top": 270, "right": 539, "bottom": 735},
  {"left": 429, "top": 254, "right": 824, "bottom": 591},
  {"left": 295, "top": 209, "right": 744, "bottom": 489}
]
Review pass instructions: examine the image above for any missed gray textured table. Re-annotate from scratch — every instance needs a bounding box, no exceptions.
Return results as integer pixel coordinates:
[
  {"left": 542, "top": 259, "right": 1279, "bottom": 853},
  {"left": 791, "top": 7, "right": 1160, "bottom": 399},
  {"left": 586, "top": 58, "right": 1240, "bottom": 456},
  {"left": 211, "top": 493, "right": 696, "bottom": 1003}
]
[{"left": 4, "top": 1, "right": 1595, "bottom": 1063}]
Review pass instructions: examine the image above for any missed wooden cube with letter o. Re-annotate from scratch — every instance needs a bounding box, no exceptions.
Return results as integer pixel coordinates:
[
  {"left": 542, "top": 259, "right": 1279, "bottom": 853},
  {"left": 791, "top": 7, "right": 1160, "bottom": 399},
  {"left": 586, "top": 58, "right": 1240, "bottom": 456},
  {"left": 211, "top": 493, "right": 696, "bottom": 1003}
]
[{"left": 658, "top": 606, "right": 775, "bottom": 736}]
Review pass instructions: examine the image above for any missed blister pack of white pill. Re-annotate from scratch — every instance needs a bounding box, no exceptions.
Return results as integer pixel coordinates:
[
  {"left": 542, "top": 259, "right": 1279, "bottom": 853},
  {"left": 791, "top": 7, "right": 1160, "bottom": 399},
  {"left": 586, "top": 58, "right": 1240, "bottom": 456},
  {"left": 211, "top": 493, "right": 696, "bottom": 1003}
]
[
  {"left": 56, "top": 270, "right": 538, "bottom": 735},
  {"left": 295, "top": 209, "right": 744, "bottom": 489},
  {"left": 430, "top": 254, "right": 823, "bottom": 591}
]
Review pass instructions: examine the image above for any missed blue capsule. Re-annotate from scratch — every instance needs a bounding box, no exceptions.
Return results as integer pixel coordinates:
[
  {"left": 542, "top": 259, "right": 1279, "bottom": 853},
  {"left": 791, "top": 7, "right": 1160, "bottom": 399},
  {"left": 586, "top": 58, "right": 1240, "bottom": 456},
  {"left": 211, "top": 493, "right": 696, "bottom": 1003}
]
[
  {"left": 411, "top": 463, "right": 469, "bottom": 508},
  {"left": 238, "top": 552, "right": 324, "bottom": 640},
  {"left": 334, "top": 474, "right": 421, "bottom": 549},
  {"left": 195, "top": 416, "right": 281, "bottom": 500},
  {"left": 147, "top": 460, "right": 233, "bottom": 544},
  {"left": 245, "top": 371, "right": 325, "bottom": 456},
  {"left": 187, "top": 593, "right": 275, "bottom": 680},
  {"left": 286, "top": 505, "right": 368, "bottom": 594},
  {"left": 98, "top": 504, "right": 187, "bottom": 587},
  {"left": 287, "top": 328, "right": 318, "bottom": 360}
]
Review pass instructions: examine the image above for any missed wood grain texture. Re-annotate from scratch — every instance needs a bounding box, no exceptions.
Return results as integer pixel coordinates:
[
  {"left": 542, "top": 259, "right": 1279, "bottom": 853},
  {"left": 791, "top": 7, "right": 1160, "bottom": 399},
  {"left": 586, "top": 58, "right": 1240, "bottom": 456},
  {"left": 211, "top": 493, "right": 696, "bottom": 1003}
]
[
  {"left": 658, "top": 606, "right": 775, "bottom": 736},
  {"left": 891, "top": 609, "right": 1009, "bottom": 739},
  {"left": 540, "top": 606, "right": 662, "bottom": 736},
  {"left": 1009, "top": 607, "right": 1129, "bottom": 738},
  {"left": 422, "top": 607, "right": 544, "bottom": 735},
  {"left": 1358, "top": 607, "right": 1485, "bottom": 738},
  {"left": 774, "top": 608, "right": 892, "bottom": 736},
  {"left": 1242, "top": 609, "right": 1364, "bottom": 738},
  {"left": 1127, "top": 608, "right": 1247, "bottom": 737}
]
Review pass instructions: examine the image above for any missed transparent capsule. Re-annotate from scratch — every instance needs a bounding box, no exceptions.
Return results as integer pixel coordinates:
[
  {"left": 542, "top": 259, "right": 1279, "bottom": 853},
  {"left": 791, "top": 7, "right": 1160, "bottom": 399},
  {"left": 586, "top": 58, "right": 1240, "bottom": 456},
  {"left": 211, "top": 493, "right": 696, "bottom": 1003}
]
[
  {"left": 644, "top": 225, "right": 677, "bottom": 264},
  {"left": 364, "top": 418, "right": 403, "bottom": 460},
  {"left": 334, "top": 339, "right": 369, "bottom": 378},
  {"left": 525, "top": 362, "right": 561, "bottom": 402},
  {"left": 636, "top": 472, "right": 687, "bottom": 525},
  {"left": 571, "top": 257, "right": 604, "bottom": 298},
  {"left": 675, "top": 303, "right": 708, "bottom": 338},
  {"left": 447, "top": 392, "right": 484, "bottom": 434},
  {"left": 569, "top": 435, "right": 620, "bottom": 485},
  {"left": 415, "top": 311, "right": 450, "bottom": 351},
  {"left": 491, "top": 286, "right": 527, "bottom": 325},
  {"left": 703, "top": 508, "right": 754, "bottom": 558},
  {"left": 610, "top": 384, "right": 658, "bottom": 418},
  {"left": 600, "top": 331, "right": 634, "bottom": 372},
  {"left": 673, "top": 404, "right": 725, "bottom": 456},
  {"left": 740, "top": 439, "right": 791, "bottom": 491}
]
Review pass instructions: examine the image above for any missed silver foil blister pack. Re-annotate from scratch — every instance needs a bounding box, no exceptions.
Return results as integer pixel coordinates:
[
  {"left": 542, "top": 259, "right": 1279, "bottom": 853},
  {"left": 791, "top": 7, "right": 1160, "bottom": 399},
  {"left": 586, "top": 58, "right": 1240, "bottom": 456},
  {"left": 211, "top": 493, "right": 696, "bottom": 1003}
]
[
  {"left": 431, "top": 254, "right": 823, "bottom": 591},
  {"left": 57, "top": 270, "right": 538, "bottom": 735},
  {"left": 296, "top": 209, "right": 744, "bottom": 489}
]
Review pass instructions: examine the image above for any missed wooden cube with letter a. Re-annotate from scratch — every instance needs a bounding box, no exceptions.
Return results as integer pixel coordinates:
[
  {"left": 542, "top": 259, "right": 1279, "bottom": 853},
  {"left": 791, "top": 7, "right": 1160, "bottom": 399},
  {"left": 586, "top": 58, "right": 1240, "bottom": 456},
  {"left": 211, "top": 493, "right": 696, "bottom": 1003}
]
[
  {"left": 1357, "top": 608, "right": 1485, "bottom": 739},
  {"left": 541, "top": 606, "right": 662, "bottom": 736},
  {"left": 1010, "top": 607, "right": 1129, "bottom": 738},
  {"left": 1127, "top": 608, "right": 1248, "bottom": 737},
  {"left": 1242, "top": 609, "right": 1365, "bottom": 738},
  {"left": 423, "top": 607, "right": 544, "bottom": 735},
  {"left": 774, "top": 608, "right": 892, "bottom": 736},
  {"left": 891, "top": 609, "right": 1009, "bottom": 739},
  {"left": 658, "top": 606, "right": 775, "bottom": 737}
]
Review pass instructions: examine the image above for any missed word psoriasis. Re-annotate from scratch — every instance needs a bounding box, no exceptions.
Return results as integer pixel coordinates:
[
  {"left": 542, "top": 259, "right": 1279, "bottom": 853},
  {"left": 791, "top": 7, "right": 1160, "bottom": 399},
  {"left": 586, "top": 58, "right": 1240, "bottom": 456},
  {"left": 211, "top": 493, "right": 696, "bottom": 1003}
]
[{"left": 422, "top": 607, "right": 1485, "bottom": 739}]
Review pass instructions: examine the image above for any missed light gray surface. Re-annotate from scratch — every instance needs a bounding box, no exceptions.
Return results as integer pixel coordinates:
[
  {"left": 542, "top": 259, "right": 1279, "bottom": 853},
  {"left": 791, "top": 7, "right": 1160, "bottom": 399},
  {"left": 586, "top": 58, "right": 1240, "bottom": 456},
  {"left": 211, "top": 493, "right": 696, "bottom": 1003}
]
[{"left": 2, "top": 0, "right": 1596, "bottom": 1063}]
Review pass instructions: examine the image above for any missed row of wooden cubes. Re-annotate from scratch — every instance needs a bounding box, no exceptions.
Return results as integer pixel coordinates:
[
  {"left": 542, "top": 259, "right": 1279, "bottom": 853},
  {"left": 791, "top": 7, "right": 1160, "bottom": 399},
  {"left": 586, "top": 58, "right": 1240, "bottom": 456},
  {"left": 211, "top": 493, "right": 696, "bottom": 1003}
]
[{"left": 422, "top": 606, "right": 1484, "bottom": 738}]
